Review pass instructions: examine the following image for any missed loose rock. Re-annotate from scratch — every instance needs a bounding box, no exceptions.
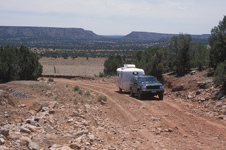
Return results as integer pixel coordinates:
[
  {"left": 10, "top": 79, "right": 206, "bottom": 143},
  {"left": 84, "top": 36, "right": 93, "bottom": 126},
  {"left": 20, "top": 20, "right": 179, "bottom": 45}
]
[
  {"left": 28, "top": 141, "right": 40, "bottom": 150},
  {"left": 0, "top": 138, "right": 5, "bottom": 145}
]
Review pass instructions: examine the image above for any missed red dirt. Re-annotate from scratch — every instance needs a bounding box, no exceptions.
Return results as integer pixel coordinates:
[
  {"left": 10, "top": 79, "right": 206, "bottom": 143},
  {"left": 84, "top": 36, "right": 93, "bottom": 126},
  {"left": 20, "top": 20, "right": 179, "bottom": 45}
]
[
  {"left": 54, "top": 72, "right": 226, "bottom": 150},
  {"left": 1, "top": 70, "right": 226, "bottom": 149}
]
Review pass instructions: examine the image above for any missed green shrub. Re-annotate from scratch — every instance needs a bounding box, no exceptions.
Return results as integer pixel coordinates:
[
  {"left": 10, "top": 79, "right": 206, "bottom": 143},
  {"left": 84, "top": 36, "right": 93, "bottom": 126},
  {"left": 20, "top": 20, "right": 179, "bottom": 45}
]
[
  {"left": 78, "top": 89, "right": 83, "bottom": 95},
  {"left": 213, "top": 60, "right": 226, "bottom": 86},
  {"left": 48, "top": 78, "right": 54, "bottom": 82},
  {"left": 0, "top": 45, "right": 43, "bottom": 82},
  {"left": 85, "top": 91, "right": 91, "bottom": 96},
  {"left": 73, "top": 86, "right": 80, "bottom": 92},
  {"left": 99, "top": 72, "right": 105, "bottom": 78},
  {"left": 104, "top": 55, "right": 123, "bottom": 75},
  {"left": 97, "top": 96, "right": 107, "bottom": 102}
]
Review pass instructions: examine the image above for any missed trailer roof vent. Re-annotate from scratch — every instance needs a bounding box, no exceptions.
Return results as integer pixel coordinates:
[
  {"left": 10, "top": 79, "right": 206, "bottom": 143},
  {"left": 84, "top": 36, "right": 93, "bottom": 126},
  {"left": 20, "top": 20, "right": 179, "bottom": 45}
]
[{"left": 124, "top": 64, "right": 136, "bottom": 68}]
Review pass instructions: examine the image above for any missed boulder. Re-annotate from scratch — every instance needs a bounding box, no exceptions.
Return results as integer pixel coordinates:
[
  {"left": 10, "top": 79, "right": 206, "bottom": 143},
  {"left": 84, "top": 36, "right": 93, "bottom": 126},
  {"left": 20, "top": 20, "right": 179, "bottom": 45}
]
[
  {"left": 216, "top": 101, "right": 223, "bottom": 107},
  {"left": 172, "top": 85, "right": 184, "bottom": 92},
  {"left": 20, "top": 127, "right": 31, "bottom": 134},
  {"left": 20, "top": 136, "right": 31, "bottom": 146},
  {"left": 69, "top": 142, "right": 81, "bottom": 149},
  {"left": 29, "top": 102, "right": 42, "bottom": 112},
  {"left": 197, "top": 81, "right": 212, "bottom": 89},
  {"left": 75, "top": 130, "right": 89, "bottom": 137},
  {"left": 217, "top": 90, "right": 225, "bottom": 100},
  {"left": 49, "top": 101, "right": 57, "bottom": 109},
  {"left": 218, "top": 115, "right": 226, "bottom": 120},
  {"left": 0, "top": 129, "right": 9, "bottom": 137},
  {"left": 50, "top": 144, "right": 72, "bottom": 150},
  {"left": 26, "top": 119, "right": 40, "bottom": 127},
  {"left": 28, "top": 141, "right": 40, "bottom": 150},
  {"left": 0, "top": 146, "right": 7, "bottom": 150},
  {"left": 0, "top": 138, "right": 5, "bottom": 145}
]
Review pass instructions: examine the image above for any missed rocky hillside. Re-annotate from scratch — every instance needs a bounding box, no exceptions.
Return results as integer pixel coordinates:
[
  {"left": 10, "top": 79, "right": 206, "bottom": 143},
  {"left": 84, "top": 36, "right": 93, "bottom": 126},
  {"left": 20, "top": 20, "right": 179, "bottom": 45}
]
[
  {"left": 123, "top": 31, "right": 210, "bottom": 41},
  {"left": 163, "top": 70, "right": 226, "bottom": 120},
  {"left": 0, "top": 78, "right": 113, "bottom": 149}
]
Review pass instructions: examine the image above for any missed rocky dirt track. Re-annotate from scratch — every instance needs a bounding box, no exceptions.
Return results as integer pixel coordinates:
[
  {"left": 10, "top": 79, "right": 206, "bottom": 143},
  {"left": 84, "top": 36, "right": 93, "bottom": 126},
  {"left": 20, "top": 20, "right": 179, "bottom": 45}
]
[{"left": 0, "top": 71, "right": 226, "bottom": 150}]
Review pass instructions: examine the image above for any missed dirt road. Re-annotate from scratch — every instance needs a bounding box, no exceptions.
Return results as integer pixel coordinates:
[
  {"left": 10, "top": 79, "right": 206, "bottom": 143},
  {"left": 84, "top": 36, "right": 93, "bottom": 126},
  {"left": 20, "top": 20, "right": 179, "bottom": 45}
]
[{"left": 55, "top": 78, "right": 226, "bottom": 150}]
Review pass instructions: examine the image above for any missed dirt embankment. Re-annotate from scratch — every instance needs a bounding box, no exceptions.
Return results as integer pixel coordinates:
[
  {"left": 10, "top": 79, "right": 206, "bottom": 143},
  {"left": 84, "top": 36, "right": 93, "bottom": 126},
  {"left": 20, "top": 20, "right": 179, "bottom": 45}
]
[{"left": 0, "top": 70, "right": 226, "bottom": 150}]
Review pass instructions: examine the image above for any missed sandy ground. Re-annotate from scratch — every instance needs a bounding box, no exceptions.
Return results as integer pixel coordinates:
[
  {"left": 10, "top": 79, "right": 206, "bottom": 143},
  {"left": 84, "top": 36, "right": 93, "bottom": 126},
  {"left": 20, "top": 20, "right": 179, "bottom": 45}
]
[{"left": 39, "top": 57, "right": 106, "bottom": 77}]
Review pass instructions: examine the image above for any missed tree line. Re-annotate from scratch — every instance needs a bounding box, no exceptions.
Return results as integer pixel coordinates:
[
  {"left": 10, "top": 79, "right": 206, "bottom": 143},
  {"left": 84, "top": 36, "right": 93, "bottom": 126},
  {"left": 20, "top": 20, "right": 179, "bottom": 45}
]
[
  {"left": 38, "top": 49, "right": 135, "bottom": 59},
  {"left": 104, "top": 34, "right": 209, "bottom": 78},
  {"left": 104, "top": 16, "right": 226, "bottom": 87},
  {"left": 0, "top": 45, "right": 42, "bottom": 82}
]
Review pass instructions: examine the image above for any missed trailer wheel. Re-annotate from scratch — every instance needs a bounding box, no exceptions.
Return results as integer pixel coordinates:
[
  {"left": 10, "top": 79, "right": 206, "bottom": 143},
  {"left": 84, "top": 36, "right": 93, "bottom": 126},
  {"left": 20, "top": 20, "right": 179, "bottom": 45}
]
[
  {"left": 130, "top": 88, "right": 134, "bottom": 97},
  {"left": 137, "top": 90, "right": 143, "bottom": 100}
]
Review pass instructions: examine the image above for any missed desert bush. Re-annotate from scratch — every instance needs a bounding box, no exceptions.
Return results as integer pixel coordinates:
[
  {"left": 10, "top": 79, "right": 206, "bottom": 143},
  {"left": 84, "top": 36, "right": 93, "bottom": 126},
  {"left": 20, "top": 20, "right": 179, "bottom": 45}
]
[
  {"left": 213, "top": 60, "right": 226, "bottom": 86},
  {"left": 97, "top": 96, "right": 107, "bottom": 102},
  {"left": 73, "top": 86, "right": 80, "bottom": 92},
  {"left": 85, "top": 91, "right": 91, "bottom": 96},
  {"left": 48, "top": 78, "right": 54, "bottom": 82},
  {"left": 78, "top": 89, "right": 83, "bottom": 95},
  {"left": 99, "top": 72, "right": 105, "bottom": 77}
]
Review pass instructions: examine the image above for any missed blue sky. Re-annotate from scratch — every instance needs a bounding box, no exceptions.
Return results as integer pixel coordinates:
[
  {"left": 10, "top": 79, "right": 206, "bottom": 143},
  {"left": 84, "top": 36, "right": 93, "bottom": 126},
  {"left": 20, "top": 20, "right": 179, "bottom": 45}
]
[{"left": 0, "top": 0, "right": 225, "bottom": 35}]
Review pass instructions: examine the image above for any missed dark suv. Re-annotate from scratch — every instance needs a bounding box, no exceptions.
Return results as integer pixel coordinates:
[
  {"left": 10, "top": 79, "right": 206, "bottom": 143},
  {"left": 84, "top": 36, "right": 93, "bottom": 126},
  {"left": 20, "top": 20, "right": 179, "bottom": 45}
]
[{"left": 129, "top": 76, "right": 164, "bottom": 100}]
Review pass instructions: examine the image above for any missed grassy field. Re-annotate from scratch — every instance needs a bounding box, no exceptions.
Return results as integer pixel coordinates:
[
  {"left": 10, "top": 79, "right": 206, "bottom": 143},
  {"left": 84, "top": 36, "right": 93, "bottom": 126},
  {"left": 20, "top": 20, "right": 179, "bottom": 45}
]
[{"left": 39, "top": 57, "right": 106, "bottom": 77}]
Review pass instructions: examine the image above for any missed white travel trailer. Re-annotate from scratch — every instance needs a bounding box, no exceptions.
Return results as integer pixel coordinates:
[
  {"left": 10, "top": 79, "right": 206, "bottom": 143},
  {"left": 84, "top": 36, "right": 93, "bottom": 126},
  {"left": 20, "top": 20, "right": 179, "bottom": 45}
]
[{"left": 116, "top": 64, "right": 145, "bottom": 92}]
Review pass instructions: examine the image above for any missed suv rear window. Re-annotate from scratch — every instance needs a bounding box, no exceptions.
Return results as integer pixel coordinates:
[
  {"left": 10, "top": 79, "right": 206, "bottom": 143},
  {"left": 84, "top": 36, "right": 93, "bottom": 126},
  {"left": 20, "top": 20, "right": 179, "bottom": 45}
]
[{"left": 138, "top": 76, "right": 158, "bottom": 83}]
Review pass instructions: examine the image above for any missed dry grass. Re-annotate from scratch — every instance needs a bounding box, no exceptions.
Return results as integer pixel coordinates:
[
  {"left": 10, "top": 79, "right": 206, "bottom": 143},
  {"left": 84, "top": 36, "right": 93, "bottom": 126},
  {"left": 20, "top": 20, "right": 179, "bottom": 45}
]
[{"left": 39, "top": 57, "right": 106, "bottom": 77}]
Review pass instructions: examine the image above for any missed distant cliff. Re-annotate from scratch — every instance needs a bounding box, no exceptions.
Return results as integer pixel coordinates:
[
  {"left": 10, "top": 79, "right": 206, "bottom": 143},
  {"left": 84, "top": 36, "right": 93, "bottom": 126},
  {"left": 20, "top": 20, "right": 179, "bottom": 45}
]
[
  {"left": 0, "top": 26, "right": 101, "bottom": 40},
  {"left": 123, "top": 31, "right": 210, "bottom": 41},
  {"left": 0, "top": 26, "right": 210, "bottom": 48}
]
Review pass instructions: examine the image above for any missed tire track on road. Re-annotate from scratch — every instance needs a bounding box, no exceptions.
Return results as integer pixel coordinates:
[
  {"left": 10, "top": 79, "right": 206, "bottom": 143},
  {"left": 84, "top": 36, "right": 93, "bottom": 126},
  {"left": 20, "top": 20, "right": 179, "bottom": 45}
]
[{"left": 54, "top": 78, "right": 226, "bottom": 150}]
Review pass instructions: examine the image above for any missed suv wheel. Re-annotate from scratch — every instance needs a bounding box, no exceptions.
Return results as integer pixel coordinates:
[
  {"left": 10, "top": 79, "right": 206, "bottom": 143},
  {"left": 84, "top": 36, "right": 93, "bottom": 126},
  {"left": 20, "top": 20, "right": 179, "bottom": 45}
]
[
  {"left": 137, "top": 90, "right": 143, "bottom": 100},
  {"left": 130, "top": 88, "right": 134, "bottom": 97},
  {"left": 159, "top": 93, "right": 163, "bottom": 100}
]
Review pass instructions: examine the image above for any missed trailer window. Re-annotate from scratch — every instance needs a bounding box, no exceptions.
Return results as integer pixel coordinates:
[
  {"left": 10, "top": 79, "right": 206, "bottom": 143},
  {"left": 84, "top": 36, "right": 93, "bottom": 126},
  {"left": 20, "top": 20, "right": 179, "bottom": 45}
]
[{"left": 133, "top": 72, "right": 139, "bottom": 75}]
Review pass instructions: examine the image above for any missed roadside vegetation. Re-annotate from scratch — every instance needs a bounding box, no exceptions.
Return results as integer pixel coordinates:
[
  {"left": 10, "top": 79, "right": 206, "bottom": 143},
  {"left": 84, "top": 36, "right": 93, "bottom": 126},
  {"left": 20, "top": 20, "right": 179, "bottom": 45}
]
[
  {"left": 209, "top": 16, "right": 226, "bottom": 86},
  {"left": 104, "top": 16, "right": 226, "bottom": 87},
  {"left": 0, "top": 45, "right": 43, "bottom": 82},
  {"left": 104, "top": 34, "right": 210, "bottom": 79}
]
